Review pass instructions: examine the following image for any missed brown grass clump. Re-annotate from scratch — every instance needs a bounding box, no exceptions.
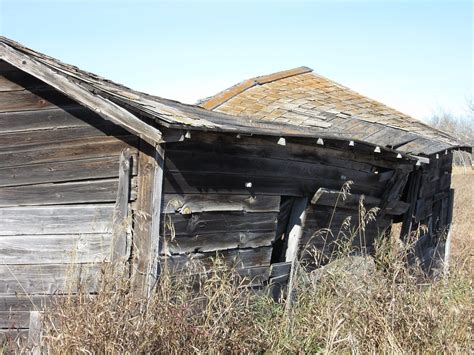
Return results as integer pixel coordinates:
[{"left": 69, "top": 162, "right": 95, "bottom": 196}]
[{"left": 4, "top": 170, "right": 473, "bottom": 353}]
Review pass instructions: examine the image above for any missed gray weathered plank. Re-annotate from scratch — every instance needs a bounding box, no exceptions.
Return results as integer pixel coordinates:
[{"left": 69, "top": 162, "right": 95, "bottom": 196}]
[
  {"left": 0, "top": 234, "right": 112, "bottom": 264},
  {"left": 0, "top": 311, "right": 30, "bottom": 329},
  {"left": 0, "top": 124, "right": 129, "bottom": 151},
  {"left": 164, "top": 231, "right": 276, "bottom": 255},
  {"left": 0, "top": 179, "right": 137, "bottom": 207},
  {"left": 0, "top": 106, "right": 113, "bottom": 134},
  {"left": 111, "top": 149, "right": 132, "bottom": 264},
  {"left": 163, "top": 194, "right": 280, "bottom": 214},
  {"left": 0, "top": 263, "right": 101, "bottom": 294},
  {"left": 0, "top": 155, "right": 137, "bottom": 188},
  {"left": 0, "top": 88, "right": 74, "bottom": 113},
  {"left": 0, "top": 135, "right": 137, "bottom": 168},
  {"left": 164, "top": 212, "right": 278, "bottom": 236},
  {"left": 0, "top": 204, "right": 114, "bottom": 235},
  {"left": 161, "top": 246, "right": 273, "bottom": 270}
]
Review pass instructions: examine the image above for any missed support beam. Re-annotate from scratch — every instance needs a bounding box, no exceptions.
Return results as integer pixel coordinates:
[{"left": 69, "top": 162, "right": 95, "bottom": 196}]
[
  {"left": 132, "top": 142, "right": 165, "bottom": 296},
  {"left": 285, "top": 197, "right": 308, "bottom": 309},
  {"left": 111, "top": 148, "right": 132, "bottom": 266}
]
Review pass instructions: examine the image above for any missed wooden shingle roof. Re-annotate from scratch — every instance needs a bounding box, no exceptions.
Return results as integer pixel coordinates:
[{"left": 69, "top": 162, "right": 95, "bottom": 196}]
[{"left": 200, "top": 67, "right": 470, "bottom": 155}]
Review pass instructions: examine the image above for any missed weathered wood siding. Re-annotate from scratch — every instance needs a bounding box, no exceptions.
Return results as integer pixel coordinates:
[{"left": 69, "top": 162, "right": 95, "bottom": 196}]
[
  {"left": 401, "top": 152, "right": 454, "bottom": 271},
  {"left": 0, "top": 60, "right": 137, "bottom": 329},
  {"left": 160, "top": 132, "right": 412, "bottom": 283}
]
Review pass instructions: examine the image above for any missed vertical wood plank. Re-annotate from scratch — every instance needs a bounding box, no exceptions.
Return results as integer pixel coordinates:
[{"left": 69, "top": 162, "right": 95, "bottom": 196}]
[
  {"left": 149, "top": 144, "right": 165, "bottom": 292},
  {"left": 111, "top": 148, "right": 131, "bottom": 264},
  {"left": 132, "top": 142, "right": 165, "bottom": 296},
  {"left": 27, "top": 311, "right": 42, "bottom": 355},
  {"left": 285, "top": 197, "right": 309, "bottom": 262},
  {"left": 285, "top": 197, "right": 308, "bottom": 308}
]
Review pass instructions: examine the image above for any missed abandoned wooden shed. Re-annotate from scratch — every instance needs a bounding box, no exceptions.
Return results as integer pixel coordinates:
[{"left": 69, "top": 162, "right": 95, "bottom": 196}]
[{"left": 0, "top": 37, "right": 470, "bottom": 334}]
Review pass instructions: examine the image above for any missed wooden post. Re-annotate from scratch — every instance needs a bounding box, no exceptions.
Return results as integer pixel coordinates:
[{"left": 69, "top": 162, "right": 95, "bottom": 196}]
[
  {"left": 111, "top": 148, "right": 131, "bottom": 265},
  {"left": 285, "top": 197, "right": 308, "bottom": 310},
  {"left": 132, "top": 142, "right": 165, "bottom": 296},
  {"left": 27, "top": 311, "right": 41, "bottom": 355},
  {"left": 444, "top": 189, "right": 455, "bottom": 274}
]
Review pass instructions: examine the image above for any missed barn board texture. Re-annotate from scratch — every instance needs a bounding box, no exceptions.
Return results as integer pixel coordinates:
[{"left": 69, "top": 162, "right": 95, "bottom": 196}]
[
  {"left": 160, "top": 135, "right": 412, "bottom": 285},
  {"left": 0, "top": 61, "right": 136, "bottom": 328}
]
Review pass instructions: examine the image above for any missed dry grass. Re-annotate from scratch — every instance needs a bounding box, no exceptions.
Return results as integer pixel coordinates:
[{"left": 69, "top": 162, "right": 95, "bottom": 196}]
[{"left": 5, "top": 169, "right": 474, "bottom": 354}]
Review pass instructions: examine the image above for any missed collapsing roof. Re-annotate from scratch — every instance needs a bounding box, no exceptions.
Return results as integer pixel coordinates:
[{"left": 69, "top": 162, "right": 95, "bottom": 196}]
[
  {"left": 199, "top": 67, "right": 470, "bottom": 156},
  {"left": 0, "top": 37, "right": 316, "bottom": 145},
  {"left": 0, "top": 36, "right": 469, "bottom": 157}
]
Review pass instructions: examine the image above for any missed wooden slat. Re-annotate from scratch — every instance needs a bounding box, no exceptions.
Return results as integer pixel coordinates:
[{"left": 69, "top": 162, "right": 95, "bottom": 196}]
[
  {"left": 167, "top": 132, "right": 413, "bottom": 172},
  {"left": 0, "top": 204, "right": 114, "bottom": 235},
  {"left": 165, "top": 150, "right": 385, "bottom": 190},
  {"left": 0, "top": 106, "right": 114, "bottom": 134},
  {"left": 0, "top": 263, "right": 101, "bottom": 294},
  {"left": 0, "top": 179, "right": 137, "bottom": 207},
  {"left": 0, "top": 135, "right": 137, "bottom": 168},
  {"left": 164, "top": 231, "right": 276, "bottom": 254},
  {"left": 161, "top": 246, "right": 273, "bottom": 270},
  {"left": 0, "top": 88, "right": 74, "bottom": 113},
  {"left": 163, "top": 194, "right": 281, "bottom": 214},
  {"left": 164, "top": 212, "right": 277, "bottom": 236},
  {"left": 0, "top": 311, "right": 30, "bottom": 329},
  {"left": 311, "top": 188, "right": 409, "bottom": 215},
  {"left": 0, "top": 234, "right": 112, "bottom": 264},
  {"left": 164, "top": 171, "right": 384, "bottom": 197},
  {"left": 0, "top": 124, "right": 130, "bottom": 151},
  {"left": 0, "top": 295, "right": 52, "bottom": 312},
  {"left": 0, "top": 155, "right": 136, "bottom": 188},
  {"left": 269, "top": 262, "right": 292, "bottom": 278},
  {"left": 0, "top": 329, "right": 28, "bottom": 341},
  {"left": 0, "top": 70, "right": 47, "bottom": 91},
  {"left": 111, "top": 149, "right": 132, "bottom": 264}
]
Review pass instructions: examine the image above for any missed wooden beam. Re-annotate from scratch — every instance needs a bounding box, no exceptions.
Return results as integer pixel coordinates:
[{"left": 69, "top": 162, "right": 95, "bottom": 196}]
[
  {"left": 285, "top": 197, "right": 308, "bottom": 307},
  {"left": 0, "top": 43, "right": 163, "bottom": 145},
  {"left": 111, "top": 149, "right": 132, "bottom": 265},
  {"left": 27, "top": 311, "right": 42, "bottom": 355},
  {"left": 132, "top": 142, "right": 165, "bottom": 296},
  {"left": 149, "top": 144, "right": 165, "bottom": 293}
]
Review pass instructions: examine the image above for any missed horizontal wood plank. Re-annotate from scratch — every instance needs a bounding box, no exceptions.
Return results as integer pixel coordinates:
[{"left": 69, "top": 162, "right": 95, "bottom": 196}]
[
  {"left": 163, "top": 212, "right": 277, "bottom": 236},
  {"left": 0, "top": 311, "right": 30, "bottom": 329},
  {"left": 161, "top": 246, "right": 273, "bottom": 270},
  {"left": 0, "top": 204, "right": 114, "bottom": 235},
  {"left": 0, "top": 179, "right": 137, "bottom": 207},
  {"left": 0, "top": 106, "right": 114, "bottom": 134},
  {"left": 0, "top": 88, "right": 75, "bottom": 113},
  {"left": 0, "top": 135, "right": 137, "bottom": 168},
  {"left": 0, "top": 263, "right": 101, "bottom": 294},
  {"left": 164, "top": 171, "right": 384, "bottom": 197},
  {"left": 0, "top": 234, "right": 112, "bottom": 264},
  {"left": 164, "top": 231, "right": 276, "bottom": 254},
  {"left": 165, "top": 150, "right": 386, "bottom": 191},
  {"left": 0, "top": 295, "right": 53, "bottom": 312},
  {"left": 163, "top": 194, "right": 280, "bottom": 214},
  {"left": 0, "top": 125, "right": 130, "bottom": 152},
  {"left": 0, "top": 155, "right": 138, "bottom": 188}
]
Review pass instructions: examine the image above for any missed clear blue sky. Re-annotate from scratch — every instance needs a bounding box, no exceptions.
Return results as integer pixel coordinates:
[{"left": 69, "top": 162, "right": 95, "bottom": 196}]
[{"left": 0, "top": 0, "right": 472, "bottom": 121}]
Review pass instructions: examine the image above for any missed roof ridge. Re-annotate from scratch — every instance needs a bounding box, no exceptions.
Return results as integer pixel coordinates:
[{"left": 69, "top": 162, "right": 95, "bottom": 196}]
[{"left": 199, "top": 66, "right": 312, "bottom": 110}]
